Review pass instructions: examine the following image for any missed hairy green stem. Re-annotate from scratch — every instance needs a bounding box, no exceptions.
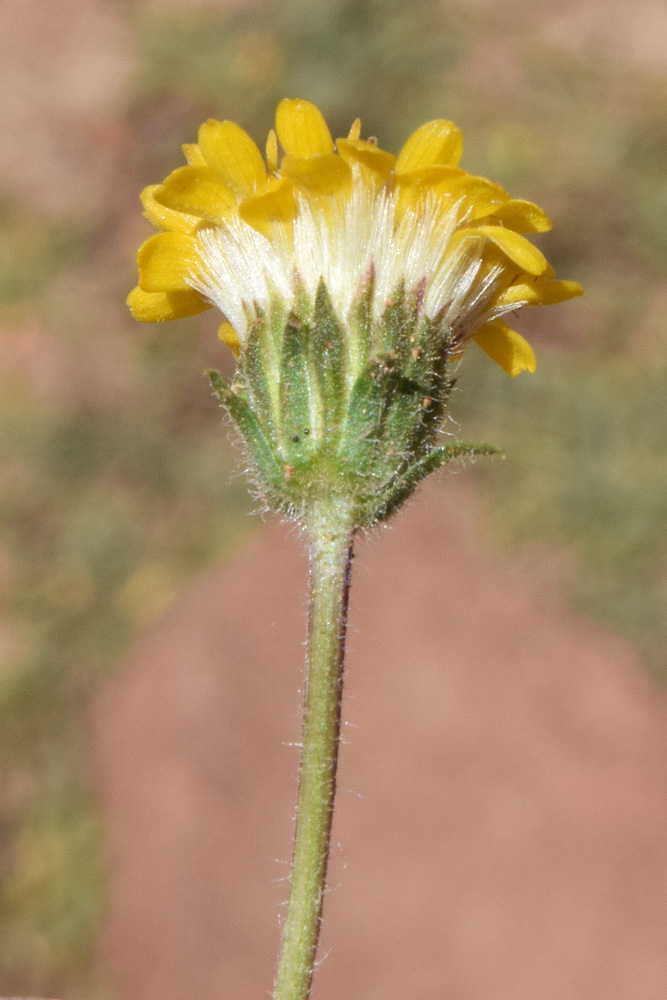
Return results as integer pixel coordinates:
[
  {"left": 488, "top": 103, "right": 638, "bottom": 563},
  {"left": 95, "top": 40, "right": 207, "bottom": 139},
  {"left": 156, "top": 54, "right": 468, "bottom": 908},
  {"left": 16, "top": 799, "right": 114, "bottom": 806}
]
[{"left": 273, "top": 498, "right": 356, "bottom": 1000}]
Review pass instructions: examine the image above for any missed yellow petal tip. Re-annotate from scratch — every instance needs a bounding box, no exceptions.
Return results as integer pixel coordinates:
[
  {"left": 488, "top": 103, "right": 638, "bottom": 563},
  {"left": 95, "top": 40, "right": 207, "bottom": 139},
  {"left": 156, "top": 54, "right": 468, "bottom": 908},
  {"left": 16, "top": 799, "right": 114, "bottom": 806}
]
[
  {"left": 275, "top": 98, "right": 334, "bottom": 158},
  {"left": 218, "top": 321, "right": 241, "bottom": 356},
  {"left": 474, "top": 320, "right": 537, "bottom": 376}
]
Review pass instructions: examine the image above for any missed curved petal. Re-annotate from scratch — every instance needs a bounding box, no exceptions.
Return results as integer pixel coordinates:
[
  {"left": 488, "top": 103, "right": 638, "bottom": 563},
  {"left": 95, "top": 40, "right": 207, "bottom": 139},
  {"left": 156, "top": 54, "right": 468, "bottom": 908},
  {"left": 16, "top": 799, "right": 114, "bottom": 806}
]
[
  {"left": 336, "top": 138, "right": 396, "bottom": 185},
  {"left": 155, "top": 166, "right": 238, "bottom": 224},
  {"left": 239, "top": 176, "right": 298, "bottom": 235},
  {"left": 394, "top": 165, "right": 465, "bottom": 215},
  {"left": 198, "top": 119, "right": 267, "bottom": 194},
  {"left": 495, "top": 278, "right": 584, "bottom": 308},
  {"left": 458, "top": 225, "right": 549, "bottom": 276},
  {"left": 444, "top": 176, "right": 509, "bottom": 221},
  {"left": 127, "top": 285, "right": 211, "bottom": 322},
  {"left": 486, "top": 199, "right": 552, "bottom": 233},
  {"left": 473, "top": 319, "right": 536, "bottom": 376},
  {"left": 347, "top": 118, "right": 362, "bottom": 141},
  {"left": 140, "top": 184, "right": 199, "bottom": 234},
  {"left": 396, "top": 165, "right": 466, "bottom": 187},
  {"left": 281, "top": 153, "right": 352, "bottom": 198},
  {"left": 395, "top": 119, "right": 464, "bottom": 174},
  {"left": 137, "top": 232, "right": 200, "bottom": 293},
  {"left": 275, "top": 98, "right": 333, "bottom": 157}
]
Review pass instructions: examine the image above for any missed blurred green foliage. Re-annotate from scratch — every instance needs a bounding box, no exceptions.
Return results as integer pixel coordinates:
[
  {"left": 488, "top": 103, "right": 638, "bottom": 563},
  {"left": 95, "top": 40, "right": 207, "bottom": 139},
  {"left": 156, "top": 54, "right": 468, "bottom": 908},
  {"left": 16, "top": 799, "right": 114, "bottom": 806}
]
[
  {"left": 458, "top": 350, "right": 667, "bottom": 679},
  {"left": 0, "top": 195, "right": 91, "bottom": 305},
  {"left": 1, "top": 0, "right": 666, "bottom": 994}
]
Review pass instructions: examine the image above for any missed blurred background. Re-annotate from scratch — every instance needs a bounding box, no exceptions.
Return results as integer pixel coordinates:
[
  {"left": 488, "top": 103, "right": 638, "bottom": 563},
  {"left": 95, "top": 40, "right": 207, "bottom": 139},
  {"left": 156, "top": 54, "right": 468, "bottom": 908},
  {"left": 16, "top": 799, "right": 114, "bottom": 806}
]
[{"left": 1, "top": 0, "right": 667, "bottom": 997}]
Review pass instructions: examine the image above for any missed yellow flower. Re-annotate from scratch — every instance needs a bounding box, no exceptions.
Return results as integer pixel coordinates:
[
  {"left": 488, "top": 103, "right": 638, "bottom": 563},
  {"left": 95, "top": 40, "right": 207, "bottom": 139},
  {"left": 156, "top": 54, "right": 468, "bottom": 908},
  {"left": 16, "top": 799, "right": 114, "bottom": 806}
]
[{"left": 128, "top": 99, "right": 582, "bottom": 376}]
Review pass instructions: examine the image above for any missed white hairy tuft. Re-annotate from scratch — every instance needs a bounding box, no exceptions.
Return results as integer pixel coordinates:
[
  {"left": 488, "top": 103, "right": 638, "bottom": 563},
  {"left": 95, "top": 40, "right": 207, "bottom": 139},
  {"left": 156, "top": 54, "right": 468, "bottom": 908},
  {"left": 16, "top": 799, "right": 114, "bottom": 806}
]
[{"left": 190, "top": 171, "right": 516, "bottom": 344}]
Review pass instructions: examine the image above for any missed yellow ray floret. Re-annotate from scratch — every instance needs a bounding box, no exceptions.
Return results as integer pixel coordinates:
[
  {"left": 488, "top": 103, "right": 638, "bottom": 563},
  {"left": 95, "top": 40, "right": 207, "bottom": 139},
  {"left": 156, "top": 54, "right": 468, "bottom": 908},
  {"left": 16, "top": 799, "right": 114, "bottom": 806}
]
[
  {"left": 218, "top": 320, "right": 241, "bottom": 356},
  {"left": 239, "top": 176, "right": 297, "bottom": 235},
  {"left": 454, "top": 225, "right": 549, "bottom": 276},
  {"left": 474, "top": 320, "right": 537, "bottom": 377},
  {"left": 275, "top": 98, "right": 334, "bottom": 157},
  {"left": 489, "top": 199, "right": 551, "bottom": 233},
  {"left": 395, "top": 119, "right": 464, "bottom": 173},
  {"left": 127, "top": 286, "right": 212, "bottom": 322},
  {"left": 198, "top": 119, "right": 267, "bottom": 194},
  {"left": 336, "top": 138, "right": 396, "bottom": 186},
  {"left": 156, "top": 166, "right": 238, "bottom": 224},
  {"left": 281, "top": 153, "right": 352, "bottom": 199},
  {"left": 128, "top": 98, "right": 582, "bottom": 376},
  {"left": 140, "top": 185, "right": 199, "bottom": 234},
  {"left": 137, "top": 232, "right": 200, "bottom": 293},
  {"left": 497, "top": 277, "right": 584, "bottom": 308}
]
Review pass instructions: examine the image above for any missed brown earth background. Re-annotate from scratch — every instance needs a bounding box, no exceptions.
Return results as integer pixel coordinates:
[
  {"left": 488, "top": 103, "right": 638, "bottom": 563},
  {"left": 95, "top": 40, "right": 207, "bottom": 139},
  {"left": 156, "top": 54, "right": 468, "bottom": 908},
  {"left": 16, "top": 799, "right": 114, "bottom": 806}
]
[{"left": 1, "top": 0, "right": 667, "bottom": 998}]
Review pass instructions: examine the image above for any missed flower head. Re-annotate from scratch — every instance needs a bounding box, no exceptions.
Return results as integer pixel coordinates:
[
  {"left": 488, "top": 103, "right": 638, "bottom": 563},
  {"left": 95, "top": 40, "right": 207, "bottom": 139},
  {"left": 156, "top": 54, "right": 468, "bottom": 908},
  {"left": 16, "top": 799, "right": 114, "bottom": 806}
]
[
  {"left": 128, "top": 98, "right": 581, "bottom": 376},
  {"left": 128, "top": 100, "right": 581, "bottom": 525}
]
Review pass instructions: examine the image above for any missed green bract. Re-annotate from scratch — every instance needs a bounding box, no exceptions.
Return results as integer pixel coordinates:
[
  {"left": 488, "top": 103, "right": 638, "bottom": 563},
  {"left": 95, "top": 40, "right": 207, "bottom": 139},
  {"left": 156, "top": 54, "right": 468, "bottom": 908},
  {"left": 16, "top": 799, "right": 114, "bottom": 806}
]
[{"left": 208, "top": 275, "right": 499, "bottom": 527}]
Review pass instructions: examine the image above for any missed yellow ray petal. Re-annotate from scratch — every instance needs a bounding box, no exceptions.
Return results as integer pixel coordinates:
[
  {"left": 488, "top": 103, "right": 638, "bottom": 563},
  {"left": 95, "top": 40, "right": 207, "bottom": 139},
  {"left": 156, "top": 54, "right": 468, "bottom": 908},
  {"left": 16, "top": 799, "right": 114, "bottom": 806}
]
[
  {"left": 137, "top": 232, "right": 200, "bottom": 293},
  {"left": 473, "top": 319, "right": 536, "bottom": 376},
  {"left": 182, "top": 143, "right": 207, "bottom": 167},
  {"left": 127, "top": 285, "right": 211, "bottom": 322},
  {"left": 239, "top": 176, "right": 298, "bottom": 236},
  {"left": 396, "top": 165, "right": 466, "bottom": 187},
  {"left": 155, "top": 166, "right": 238, "bottom": 224},
  {"left": 394, "top": 165, "right": 465, "bottom": 215},
  {"left": 496, "top": 278, "right": 584, "bottom": 308},
  {"left": 486, "top": 199, "right": 552, "bottom": 233},
  {"left": 395, "top": 119, "right": 464, "bottom": 174},
  {"left": 198, "top": 119, "right": 267, "bottom": 194},
  {"left": 398, "top": 171, "right": 509, "bottom": 223},
  {"left": 457, "top": 225, "right": 549, "bottom": 276},
  {"left": 442, "top": 176, "right": 509, "bottom": 221},
  {"left": 140, "top": 185, "right": 199, "bottom": 234},
  {"left": 266, "top": 129, "right": 279, "bottom": 172},
  {"left": 218, "top": 321, "right": 241, "bottom": 356},
  {"left": 336, "top": 138, "right": 396, "bottom": 185},
  {"left": 275, "top": 98, "right": 333, "bottom": 157},
  {"left": 281, "top": 153, "right": 352, "bottom": 198}
]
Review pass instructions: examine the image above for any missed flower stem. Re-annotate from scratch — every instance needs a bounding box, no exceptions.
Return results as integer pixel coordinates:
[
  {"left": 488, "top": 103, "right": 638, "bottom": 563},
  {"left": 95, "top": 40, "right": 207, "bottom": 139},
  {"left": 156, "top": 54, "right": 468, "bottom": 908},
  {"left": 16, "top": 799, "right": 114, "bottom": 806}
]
[{"left": 273, "top": 498, "right": 356, "bottom": 1000}]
